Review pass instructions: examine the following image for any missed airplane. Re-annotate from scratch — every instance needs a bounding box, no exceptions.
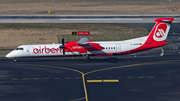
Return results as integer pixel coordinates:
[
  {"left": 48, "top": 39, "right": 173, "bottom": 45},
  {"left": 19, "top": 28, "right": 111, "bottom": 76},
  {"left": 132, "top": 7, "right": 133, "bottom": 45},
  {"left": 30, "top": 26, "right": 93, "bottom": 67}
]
[{"left": 6, "top": 18, "right": 174, "bottom": 62}]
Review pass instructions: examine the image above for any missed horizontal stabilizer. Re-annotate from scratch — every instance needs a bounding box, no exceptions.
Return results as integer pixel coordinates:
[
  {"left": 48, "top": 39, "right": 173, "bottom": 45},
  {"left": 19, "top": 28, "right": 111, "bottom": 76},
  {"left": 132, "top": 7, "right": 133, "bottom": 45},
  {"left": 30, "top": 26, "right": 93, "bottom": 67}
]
[{"left": 155, "top": 18, "right": 174, "bottom": 22}]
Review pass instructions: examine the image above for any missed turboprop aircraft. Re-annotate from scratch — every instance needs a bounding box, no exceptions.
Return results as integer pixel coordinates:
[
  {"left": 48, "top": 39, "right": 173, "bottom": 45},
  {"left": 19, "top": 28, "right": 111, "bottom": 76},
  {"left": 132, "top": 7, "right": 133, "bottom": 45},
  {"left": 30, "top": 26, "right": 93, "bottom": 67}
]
[{"left": 6, "top": 18, "right": 174, "bottom": 62}]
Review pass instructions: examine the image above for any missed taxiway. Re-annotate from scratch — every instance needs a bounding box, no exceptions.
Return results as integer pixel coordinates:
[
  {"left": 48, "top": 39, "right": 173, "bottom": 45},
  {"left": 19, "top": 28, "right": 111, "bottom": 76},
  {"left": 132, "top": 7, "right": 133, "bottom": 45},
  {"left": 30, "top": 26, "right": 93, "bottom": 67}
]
[{"left": 0, "top": 49, "right": 180, "bottom": 101}]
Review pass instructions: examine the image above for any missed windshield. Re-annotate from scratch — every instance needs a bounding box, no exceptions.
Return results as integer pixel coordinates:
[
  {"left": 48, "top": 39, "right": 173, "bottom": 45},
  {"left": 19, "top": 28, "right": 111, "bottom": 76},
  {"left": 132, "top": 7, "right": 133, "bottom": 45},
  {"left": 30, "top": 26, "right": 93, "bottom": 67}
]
[{"left": 15, "top": 47, "right": 24, "bottom": 50}]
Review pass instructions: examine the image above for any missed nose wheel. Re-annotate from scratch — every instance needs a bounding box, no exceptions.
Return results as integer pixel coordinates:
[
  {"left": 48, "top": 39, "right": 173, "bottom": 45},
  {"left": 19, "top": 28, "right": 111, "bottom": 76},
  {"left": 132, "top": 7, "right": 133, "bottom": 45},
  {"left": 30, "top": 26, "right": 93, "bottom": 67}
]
[{"left": 13, "top": 58, "right": 17, "bottom": 62}]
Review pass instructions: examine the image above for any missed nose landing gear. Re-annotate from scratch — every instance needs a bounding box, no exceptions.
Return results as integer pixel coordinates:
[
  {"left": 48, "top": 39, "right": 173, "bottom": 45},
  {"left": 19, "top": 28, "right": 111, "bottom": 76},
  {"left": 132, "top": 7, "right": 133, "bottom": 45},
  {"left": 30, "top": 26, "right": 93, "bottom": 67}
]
[{"left": 13, "top": 58, "right": 17, "bottom": 62}]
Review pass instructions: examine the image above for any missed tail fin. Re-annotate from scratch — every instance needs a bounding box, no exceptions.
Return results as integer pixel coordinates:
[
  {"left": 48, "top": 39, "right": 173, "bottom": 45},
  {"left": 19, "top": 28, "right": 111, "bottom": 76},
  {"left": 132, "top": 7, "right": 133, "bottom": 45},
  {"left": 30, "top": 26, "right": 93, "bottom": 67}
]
[{"left": 145, "top": 18, "right": 174, "bottom": 47}]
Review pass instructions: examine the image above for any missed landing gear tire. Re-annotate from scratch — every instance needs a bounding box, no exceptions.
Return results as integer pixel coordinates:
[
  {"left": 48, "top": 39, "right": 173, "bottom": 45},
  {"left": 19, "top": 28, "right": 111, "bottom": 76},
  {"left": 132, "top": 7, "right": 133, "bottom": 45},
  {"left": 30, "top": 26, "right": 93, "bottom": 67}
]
[
  {"left": 85, "top": 56, "right": 90, "bottom": 61},
  {"left": 13, "top": 58, "right": 17, "bottom": 62}
]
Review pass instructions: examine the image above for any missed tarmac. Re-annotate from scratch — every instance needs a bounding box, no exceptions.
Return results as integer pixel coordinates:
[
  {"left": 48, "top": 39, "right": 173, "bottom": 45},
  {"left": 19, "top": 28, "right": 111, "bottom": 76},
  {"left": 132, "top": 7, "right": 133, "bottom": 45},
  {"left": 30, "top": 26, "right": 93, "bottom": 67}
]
[
  {"left": 0, "top": 48, "right": 180, "bottom": 101},
  {"left": 0, "top": 15, "right": 180, "bottom": 101}
]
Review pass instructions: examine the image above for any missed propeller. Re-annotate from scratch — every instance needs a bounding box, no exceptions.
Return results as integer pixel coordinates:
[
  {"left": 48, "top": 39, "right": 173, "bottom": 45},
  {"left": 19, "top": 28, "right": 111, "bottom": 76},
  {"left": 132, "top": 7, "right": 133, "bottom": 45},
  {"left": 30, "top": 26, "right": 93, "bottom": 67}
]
[{"left": 59, "top": 38, "right": 65, "bottom": 55}]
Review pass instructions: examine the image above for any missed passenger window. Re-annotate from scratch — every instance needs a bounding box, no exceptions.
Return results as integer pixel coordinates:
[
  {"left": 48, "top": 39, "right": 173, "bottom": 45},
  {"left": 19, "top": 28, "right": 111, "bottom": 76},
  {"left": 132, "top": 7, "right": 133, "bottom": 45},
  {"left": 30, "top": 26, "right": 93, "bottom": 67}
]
[
  {"left": 114, "top": 47, "right": 115, "bottom": 49},
  {"left": 109, "top": 47, "right": 110, "bottom": 49}
]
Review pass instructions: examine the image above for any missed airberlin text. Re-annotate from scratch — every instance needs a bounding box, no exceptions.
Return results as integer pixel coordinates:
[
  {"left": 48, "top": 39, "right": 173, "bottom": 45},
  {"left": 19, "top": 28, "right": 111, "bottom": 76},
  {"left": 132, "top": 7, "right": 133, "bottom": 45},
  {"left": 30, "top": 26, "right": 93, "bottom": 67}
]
[{"left": 33, "top": 46, "right": 62, "bottom": 54}]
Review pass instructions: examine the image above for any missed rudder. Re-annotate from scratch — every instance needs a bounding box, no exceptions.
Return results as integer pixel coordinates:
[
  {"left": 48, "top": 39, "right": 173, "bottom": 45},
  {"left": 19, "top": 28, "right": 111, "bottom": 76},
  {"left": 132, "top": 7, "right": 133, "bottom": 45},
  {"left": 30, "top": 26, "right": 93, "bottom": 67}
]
[{"left": 145, "top": 18, "right": 174, "bottom": 44}]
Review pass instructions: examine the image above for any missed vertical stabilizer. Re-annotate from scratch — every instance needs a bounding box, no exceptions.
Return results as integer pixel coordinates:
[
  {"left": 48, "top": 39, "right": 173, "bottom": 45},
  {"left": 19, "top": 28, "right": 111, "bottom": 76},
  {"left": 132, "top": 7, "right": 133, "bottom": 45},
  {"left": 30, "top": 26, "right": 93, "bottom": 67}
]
[
  {"left": 125, "top": 18, "right": 175, "bottom": 53},
  {"left": 145, "top": 18, "right": 174, "bottom": 44}
]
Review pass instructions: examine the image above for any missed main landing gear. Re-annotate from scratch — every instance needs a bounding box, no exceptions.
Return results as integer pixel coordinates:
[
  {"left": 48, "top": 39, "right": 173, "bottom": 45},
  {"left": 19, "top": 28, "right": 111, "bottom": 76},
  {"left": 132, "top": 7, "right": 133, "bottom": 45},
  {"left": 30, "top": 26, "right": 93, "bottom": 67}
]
[{"left": 81, "top": 53, "right": 90, "bottom": 61}]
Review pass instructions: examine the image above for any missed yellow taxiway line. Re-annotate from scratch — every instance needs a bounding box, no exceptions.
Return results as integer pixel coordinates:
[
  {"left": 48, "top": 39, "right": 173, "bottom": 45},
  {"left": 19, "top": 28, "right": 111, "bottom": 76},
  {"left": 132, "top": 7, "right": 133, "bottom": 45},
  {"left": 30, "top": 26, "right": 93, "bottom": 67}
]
[
  {"left": 103, "top": 79, "right": 119, "bottom": 82},
  {"left": 87, "top": 80, "right": 102, "bottom": 82},
  {"left": 87, "top": 79, "right": 119, "bottom": 83}
]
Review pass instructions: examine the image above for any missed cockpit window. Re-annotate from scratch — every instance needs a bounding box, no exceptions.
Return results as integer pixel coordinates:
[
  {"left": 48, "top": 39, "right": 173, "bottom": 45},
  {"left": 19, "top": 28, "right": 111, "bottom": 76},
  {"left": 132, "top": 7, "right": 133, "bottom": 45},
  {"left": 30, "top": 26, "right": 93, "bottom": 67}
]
[{"left": 15, "top": 48, "right": 24, "bottom": 50}]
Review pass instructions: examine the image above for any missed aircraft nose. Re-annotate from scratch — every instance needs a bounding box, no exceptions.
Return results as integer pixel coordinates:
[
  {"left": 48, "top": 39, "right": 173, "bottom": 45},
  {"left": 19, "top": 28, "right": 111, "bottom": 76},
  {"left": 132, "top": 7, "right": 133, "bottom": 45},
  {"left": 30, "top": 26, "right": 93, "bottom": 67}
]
[{"left": 6, "top": 52, "right": 14, "bottom": 58}]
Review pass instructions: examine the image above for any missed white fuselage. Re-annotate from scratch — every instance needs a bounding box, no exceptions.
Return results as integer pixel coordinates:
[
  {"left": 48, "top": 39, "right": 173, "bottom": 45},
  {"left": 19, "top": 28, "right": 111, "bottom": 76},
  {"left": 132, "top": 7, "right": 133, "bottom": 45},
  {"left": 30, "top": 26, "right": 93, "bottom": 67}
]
[{"left": 6, "top": 36, "right": 148, "bottom": 58}]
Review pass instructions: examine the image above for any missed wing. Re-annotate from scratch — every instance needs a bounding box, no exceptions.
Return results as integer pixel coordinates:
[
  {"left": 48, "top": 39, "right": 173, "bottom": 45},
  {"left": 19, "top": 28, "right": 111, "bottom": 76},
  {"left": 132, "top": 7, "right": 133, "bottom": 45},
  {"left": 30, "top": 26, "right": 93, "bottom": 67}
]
[{"left": 77, "top": 38, "right": 104, "bottom": 51}]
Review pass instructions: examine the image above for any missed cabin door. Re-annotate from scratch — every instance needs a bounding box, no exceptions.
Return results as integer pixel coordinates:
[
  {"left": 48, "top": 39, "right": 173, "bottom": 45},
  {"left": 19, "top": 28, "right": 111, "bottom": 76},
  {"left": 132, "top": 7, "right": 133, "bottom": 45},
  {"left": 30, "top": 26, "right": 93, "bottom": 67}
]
[
  {"left": 116, "top": 44, "right": 121, "bottom": 53},
  {"left": 28, "top": 46, "right": 34, "bottom": 56}
]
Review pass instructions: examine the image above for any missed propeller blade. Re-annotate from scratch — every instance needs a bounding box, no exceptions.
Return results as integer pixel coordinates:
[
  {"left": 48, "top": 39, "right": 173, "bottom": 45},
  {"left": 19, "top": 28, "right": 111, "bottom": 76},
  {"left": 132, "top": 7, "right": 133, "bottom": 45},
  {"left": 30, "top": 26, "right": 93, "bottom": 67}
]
[
  {"left": 62, "top": 38, "right": 64, "bottom": 45},
  {"left": 63, "top": 49, "right": 65, "bottom": 56},
  {"left": 59, "top": 38, "right": 65, "bottom": 56}
]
